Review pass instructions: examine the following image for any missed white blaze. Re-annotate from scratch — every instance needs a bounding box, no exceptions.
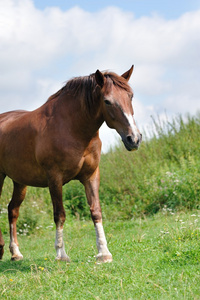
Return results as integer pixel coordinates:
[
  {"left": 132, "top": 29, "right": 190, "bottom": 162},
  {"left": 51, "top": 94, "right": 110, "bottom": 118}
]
[{"left": 124, "top": 113, "right": 139, "bottom": 142}]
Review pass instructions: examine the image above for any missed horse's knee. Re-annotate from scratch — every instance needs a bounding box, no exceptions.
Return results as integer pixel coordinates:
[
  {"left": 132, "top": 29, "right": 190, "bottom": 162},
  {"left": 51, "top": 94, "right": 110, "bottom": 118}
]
[
  {"left": 8, "top": 184, "right": 26, "bottom": 223},
  {"left": 8, "top": 204, "right": 19, "bottom": 222}
]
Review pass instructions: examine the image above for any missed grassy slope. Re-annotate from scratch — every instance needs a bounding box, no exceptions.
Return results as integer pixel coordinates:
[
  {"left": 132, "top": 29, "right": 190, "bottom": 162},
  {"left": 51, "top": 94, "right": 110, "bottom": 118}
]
[
  {"left": 99, "top": 114, "right": 200, "bottom": 219},
  {"left": 0, "top": 210, "right": 200, "bottom": 299}
]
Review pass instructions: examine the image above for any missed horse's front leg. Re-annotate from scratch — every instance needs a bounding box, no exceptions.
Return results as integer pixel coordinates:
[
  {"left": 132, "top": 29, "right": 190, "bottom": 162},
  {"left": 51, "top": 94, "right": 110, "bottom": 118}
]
[
  {"left": 48, "top": 177, "right": 70, "bottom": 262},
  {"left": 83, "top": 167, "right": 112, "bottom": 263}
]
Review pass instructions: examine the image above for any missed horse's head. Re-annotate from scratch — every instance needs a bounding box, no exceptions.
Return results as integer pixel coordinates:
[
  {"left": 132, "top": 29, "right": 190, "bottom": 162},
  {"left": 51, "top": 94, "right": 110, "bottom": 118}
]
[{"left": 95, "top": 66, "right": 142, "bottom": 151}]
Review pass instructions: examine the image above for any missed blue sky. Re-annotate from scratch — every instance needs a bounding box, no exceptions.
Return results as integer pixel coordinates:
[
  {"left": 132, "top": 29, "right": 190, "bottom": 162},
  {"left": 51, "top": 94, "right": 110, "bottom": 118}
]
[
  {"left": 1, "top": 0, "right": 200, "bottom": 151},
  {"left": 33, "top": 0, "right": 200, "bottom": 19}
]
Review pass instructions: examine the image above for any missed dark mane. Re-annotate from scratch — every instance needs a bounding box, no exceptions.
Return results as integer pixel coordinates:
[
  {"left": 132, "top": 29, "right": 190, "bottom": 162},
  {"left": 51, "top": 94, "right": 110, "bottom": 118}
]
[
  {"left": 47, "top": 71, "right": 132, "bottom": 115},
  {"left": 46, "top": 74, "right": 98, "bottom": 114}
]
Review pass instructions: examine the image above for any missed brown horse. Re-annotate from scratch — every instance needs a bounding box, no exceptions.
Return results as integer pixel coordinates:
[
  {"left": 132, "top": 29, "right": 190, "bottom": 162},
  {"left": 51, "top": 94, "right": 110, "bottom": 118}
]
[{"left": 0, "top": 66, "right": 142, "bottom": 262}]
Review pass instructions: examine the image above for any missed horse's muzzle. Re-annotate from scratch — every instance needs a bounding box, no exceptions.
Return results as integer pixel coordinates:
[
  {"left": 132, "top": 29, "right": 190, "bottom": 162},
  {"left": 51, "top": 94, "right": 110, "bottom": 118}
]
[{"left": 122, "top": 133, "right": 142, "bottom": 151}]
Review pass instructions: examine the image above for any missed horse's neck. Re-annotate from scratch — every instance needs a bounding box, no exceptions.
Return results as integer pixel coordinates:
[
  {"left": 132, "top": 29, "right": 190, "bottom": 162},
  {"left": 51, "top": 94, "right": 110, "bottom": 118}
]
[
  {"left": 73, "top": 100, "right": 104, "bottom": 141},
  {"left": 43, "top": 93, "right": 104, "bottom": 141}
]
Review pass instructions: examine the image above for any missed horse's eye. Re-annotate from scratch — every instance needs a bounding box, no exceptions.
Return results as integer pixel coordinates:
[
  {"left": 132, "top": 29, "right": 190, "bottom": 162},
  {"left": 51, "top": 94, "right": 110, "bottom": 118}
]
[{"left": 104, "top": 100, "right": 112, "bottom": 106}]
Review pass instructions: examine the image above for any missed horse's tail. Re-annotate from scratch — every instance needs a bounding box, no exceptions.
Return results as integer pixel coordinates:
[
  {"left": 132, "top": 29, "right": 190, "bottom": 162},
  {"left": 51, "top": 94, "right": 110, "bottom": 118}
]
[{"left": 0, "top": 228, "right": 4, "bottom": 259}]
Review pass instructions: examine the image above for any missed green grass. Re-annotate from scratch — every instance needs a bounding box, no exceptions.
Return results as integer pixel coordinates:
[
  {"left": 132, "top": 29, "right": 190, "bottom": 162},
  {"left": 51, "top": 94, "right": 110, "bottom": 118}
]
[{"left": 0, "top": 210, "right": 200, "bottom": 299}]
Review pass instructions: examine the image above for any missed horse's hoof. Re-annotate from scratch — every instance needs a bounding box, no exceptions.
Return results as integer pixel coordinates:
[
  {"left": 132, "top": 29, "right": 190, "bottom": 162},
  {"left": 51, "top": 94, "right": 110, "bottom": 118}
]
[
  {"left": 11, "top": 255, "right": 23, "bottom": 261},
  {"left": 55, "top": 256, "right": 70, "bottom": 262},
  {"left": 96, "top": 254, "right": 113, "bottom": 263}
]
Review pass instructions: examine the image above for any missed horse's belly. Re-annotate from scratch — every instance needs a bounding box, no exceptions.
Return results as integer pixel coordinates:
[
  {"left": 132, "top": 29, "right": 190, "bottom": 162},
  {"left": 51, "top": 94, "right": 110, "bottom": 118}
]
[
  {"left": 3, "top": 155, "right": 83, "bottom": 187},
  {"left": 4, "top": 164, "right": 48, "bottom": 187}
]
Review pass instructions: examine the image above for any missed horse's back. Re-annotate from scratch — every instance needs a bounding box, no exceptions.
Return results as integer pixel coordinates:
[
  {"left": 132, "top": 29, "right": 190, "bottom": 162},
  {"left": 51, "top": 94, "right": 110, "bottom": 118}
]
[
  {"left": 0, "top": 110, "right": 33, "bottom": 146},
  {"left": 0, "top": 110, "right": 26, "bottom": 126}
]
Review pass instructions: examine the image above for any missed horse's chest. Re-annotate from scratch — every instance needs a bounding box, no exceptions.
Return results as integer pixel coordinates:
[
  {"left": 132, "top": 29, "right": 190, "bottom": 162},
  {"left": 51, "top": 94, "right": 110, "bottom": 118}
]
[
  {"left": 62, "top": 153, "right": 99, "bottom": 183},
  {"left": 38, "top": 136, "right": 101, "bottom": 184}
]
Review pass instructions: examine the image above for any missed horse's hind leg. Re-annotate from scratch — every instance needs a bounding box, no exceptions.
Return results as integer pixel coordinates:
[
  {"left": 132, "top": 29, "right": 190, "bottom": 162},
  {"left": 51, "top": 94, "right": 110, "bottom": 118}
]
[
  {"left": 0, "top": 174, "right": 6, "bottom": 259},
  {"left": 48, "top": 176, "right": 70, "bottom": 262},
  {"left": 8, "top": 182, "right": 27, "bottom": 261}
]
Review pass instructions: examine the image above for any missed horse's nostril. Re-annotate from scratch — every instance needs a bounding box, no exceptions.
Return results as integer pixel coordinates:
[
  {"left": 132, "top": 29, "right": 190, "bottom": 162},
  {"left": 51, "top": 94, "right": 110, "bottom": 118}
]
[
  {"left": 127, "top": 135, "right": 133, "bottom": 144},
  {"left": 126, "top": 134, "right": 141, "bottom": 149}
]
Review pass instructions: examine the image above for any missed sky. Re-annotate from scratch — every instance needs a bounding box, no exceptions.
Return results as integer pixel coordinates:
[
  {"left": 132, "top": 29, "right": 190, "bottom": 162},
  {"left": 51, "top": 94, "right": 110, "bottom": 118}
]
[{"left": 0, "top": 0, "right": 200, "bottom": 152}]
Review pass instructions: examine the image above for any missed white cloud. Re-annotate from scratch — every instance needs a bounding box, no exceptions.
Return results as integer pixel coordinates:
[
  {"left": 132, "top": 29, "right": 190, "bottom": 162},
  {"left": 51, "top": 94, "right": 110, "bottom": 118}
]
[{"left": 0, "top": 0, "right": 200, "bottom": 151}]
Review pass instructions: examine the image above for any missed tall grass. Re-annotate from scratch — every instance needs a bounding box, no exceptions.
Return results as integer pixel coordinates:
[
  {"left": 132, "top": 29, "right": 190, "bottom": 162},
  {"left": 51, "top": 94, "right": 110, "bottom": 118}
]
[{"left": 99, "top": 113, "right": 200, "bottom": 219}]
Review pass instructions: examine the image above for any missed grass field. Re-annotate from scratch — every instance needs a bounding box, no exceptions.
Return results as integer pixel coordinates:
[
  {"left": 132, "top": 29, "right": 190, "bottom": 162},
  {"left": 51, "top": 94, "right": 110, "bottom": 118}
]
[
  {"left": 0, "top": 210, "right": 200, "bottom": 299},
  {"left": 0, "top": 113, "right": 200, "bottom": 299}
]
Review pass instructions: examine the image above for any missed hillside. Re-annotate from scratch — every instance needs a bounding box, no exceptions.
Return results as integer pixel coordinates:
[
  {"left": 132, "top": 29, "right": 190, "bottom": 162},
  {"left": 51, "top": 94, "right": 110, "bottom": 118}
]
[{"left": 99, "top": 113, "right": 200, "bottom": 219}]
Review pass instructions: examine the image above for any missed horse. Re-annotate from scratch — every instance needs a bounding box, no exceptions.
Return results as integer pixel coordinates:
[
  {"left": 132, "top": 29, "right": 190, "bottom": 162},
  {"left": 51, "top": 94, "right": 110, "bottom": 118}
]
[{"left": 0, "top": 66, "right": 142, "bottom": 262}]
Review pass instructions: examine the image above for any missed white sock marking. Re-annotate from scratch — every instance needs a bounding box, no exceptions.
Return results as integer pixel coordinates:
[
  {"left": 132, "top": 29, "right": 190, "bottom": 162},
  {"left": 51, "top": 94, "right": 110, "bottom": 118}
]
[
  {"left": 95, "top": 223, "right": 112, "bottom": 260},
  {"left": 9, "top": 224, "right": 23, "bottom": 258},
  {"left": 55, "top": 226, "right": 70, "bottom": 261}
]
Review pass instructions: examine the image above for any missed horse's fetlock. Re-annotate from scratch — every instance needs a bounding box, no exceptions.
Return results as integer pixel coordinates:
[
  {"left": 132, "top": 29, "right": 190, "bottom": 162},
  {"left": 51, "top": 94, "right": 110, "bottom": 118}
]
[
  {"left": 54, "top": 213, "right": 65, "bottom": 226},
  {"left": 90, "top": 209, "right": 102, "bottom": 223}
]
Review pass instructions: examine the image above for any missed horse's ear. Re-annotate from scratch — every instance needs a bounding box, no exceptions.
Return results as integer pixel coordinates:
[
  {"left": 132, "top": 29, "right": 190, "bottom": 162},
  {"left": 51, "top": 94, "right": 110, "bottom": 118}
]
[
  {"left": 121, "top": 65, "right": 134, "bottom": 81},
  {"left": 95, "top": 70, "right": 104, "bottom": 88}
]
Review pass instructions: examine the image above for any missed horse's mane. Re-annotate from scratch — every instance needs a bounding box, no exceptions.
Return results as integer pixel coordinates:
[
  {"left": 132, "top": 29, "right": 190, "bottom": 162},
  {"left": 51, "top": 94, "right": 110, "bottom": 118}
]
[{"left": 47, "top": 71, "right": 132, "bottom": 115}]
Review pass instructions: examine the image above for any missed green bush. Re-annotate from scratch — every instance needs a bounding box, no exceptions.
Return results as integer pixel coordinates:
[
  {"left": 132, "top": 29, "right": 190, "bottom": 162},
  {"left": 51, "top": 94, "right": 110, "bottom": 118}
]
[{"left": 63, "top": 181, "right": 90, "bottom": 220}]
